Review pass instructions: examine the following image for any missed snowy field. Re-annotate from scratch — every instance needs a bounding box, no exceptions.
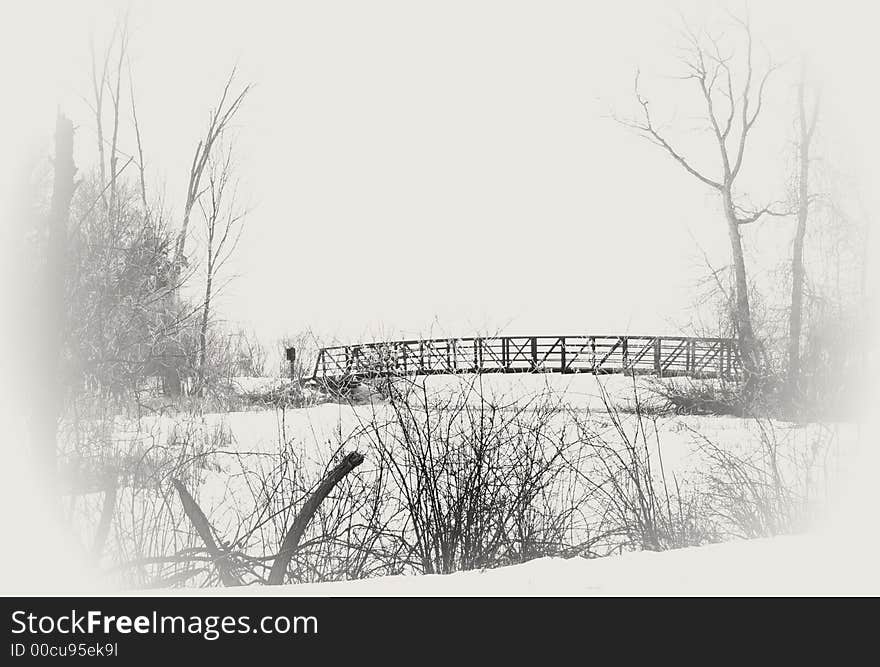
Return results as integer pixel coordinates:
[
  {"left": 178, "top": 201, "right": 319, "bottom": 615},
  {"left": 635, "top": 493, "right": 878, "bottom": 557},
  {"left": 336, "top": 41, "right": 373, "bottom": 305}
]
[
  {"left": 60, "top": 374, "right": 855, "bottom": 506},
  {"left": 2, "top": 372, "right": 867, "bottom": 595}
]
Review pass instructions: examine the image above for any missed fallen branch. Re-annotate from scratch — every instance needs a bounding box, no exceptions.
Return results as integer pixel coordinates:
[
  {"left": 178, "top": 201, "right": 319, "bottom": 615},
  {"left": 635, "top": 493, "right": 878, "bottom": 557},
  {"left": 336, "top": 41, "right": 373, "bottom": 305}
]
[
  {"left": 268, "top": 452, "right": 365, "bottom": 585},
  {"left": 91, "top": 468, "right": 118, "bottom": 563},
  {"left": 171, "top": 478, "right": 241, "bottom": 587}
]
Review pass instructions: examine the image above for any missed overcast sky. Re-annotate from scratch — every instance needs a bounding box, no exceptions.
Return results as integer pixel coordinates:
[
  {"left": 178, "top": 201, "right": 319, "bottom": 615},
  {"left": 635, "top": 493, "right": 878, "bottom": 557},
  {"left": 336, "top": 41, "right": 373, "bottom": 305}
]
[{"left": 3, "top": 1, "right": 878, "bottom": 352}]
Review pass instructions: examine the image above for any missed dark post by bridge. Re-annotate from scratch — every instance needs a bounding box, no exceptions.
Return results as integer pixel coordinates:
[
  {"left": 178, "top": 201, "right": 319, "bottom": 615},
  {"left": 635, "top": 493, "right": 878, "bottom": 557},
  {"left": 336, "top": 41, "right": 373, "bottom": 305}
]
[
  {"left": 288, "top": 334, "right": 741, "bottom": 383},
  {"left": 285, "top": 346, "right": 296, "bottom": 372}
]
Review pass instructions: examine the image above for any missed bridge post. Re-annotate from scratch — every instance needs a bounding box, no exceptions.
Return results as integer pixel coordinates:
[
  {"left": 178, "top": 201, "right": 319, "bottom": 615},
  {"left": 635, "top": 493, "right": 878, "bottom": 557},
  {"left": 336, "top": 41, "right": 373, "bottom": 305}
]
[
  {"left": 621, "top": 336, "right": 628, "bottom": 373},
  {"left": 653, "top": 337, "right": 661, "bottom": 376},
  {"left": 530, "top": 337, "right": 538, "bottom": 370},
  {"left": 285, "top": 347, "right": 296, "bottom": 379},
  {"left": 560, "top": 337, "right": 566, "bottom": 372}
]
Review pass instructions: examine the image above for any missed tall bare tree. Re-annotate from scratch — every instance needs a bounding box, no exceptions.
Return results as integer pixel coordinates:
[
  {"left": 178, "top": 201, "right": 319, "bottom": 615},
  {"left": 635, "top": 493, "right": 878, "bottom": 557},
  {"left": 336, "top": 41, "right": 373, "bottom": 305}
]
[
  {"left": 787, "top": 70, "right": 820, "bottom": 401},
  {"left": 173, "top": 70, "right": 250, "bottom": 275},
  {"left": 618, "top": 14, "right": 785, "bottom": 389},
  {"left": 32, "top": 113, "right": 76, "bottom": 491},
  {"left": 156, "top": 69, "right": 249, "bottom": 394},
  {"left": 196, "top": 143, "right": 247, "bottom": 390},
  {"left": 88, "top": 15, "right": 130, "bottom": 220},
  {"left": 79, "top": 22, "right": 198, "bottom": 400}
]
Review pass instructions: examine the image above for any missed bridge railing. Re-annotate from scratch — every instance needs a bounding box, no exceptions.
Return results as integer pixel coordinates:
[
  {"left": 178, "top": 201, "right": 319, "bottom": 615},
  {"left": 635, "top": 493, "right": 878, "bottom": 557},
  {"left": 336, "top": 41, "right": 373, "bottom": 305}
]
[{"left": 308, "top": 335, "right": 741, "bottom": 381}]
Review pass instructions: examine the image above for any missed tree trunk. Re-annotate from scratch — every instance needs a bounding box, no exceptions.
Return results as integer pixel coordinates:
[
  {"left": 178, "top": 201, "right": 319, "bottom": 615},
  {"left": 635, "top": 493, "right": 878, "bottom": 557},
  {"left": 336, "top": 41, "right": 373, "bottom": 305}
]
[
  {"left": 32, "top": 113, "right": 76, "bottom": 492},
  {"left": 198, "top": 272, "right": 212, "bottom": 391},
  {"left": 788, "top": 203, "right": 808, "bottom": 400},
  {"left": 723, "top": 191, "right": 760, "bottom": 390},
  {"left": 788, "top": 78, "right": 814, "bottom": 403}
]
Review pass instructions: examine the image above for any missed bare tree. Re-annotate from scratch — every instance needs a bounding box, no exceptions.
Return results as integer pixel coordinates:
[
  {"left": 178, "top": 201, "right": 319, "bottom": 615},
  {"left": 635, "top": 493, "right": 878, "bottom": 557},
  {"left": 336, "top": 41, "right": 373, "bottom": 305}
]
[
  {"left": 88, "top": 15, "right": 131, "bottom": 221},
  {"left": 73, "top": 22, "right": 201, "bottom": 403},
  {"left": 196, "top": 143, "right": 247, "bottom": 390},
  {"left": 32, "top": 112, "right": 76, "bottom": 493},
  {"left": 618, "top": 14, "right": 785, "bottom": 389},
  {"left": 173, "top": 70, "right": 250, "bottom": 274},
  {"left": 787, "top": 69, "right": 820, "bottom": 402},
  {"left": 151, "top": 69, "right": 249, "bottom": 396}
]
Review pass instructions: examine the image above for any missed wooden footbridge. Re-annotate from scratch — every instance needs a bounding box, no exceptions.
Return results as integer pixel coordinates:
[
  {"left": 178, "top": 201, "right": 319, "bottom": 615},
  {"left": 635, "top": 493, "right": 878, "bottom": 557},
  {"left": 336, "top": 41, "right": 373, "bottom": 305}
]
[{"left": 288, "top": 335, "right": 741, "bottom": 383}]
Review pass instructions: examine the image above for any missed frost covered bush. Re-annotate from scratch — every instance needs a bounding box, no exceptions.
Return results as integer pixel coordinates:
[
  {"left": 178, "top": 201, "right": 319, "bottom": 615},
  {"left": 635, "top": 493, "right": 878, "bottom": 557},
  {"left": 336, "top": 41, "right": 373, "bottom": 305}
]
[{"left": 353, "top": 376, "right": 601, "bottom": 573}]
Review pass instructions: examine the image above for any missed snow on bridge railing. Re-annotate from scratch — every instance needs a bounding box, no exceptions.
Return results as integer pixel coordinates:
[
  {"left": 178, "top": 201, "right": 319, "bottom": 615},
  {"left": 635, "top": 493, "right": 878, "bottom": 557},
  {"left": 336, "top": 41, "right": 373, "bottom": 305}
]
[{"left": 291, "top": 335, "right": 742, "bottom": 382}]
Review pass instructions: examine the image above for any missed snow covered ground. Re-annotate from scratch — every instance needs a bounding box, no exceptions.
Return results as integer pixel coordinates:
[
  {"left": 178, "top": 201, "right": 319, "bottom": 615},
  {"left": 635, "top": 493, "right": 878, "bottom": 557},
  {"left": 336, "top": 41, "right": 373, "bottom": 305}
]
[
  {"left": 1, "top": 372, "right": 874, "bottom": 595},
  {"left": 141, "top": 531, "right": 878, "bottom": 596},
  {"left": 87, "top": 373, "right": 855, "bottom": 521}
]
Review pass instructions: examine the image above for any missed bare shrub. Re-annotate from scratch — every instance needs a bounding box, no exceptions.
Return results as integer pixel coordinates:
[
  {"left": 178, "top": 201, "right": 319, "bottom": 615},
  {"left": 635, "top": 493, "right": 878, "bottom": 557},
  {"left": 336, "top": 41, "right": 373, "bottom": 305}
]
[
  {"left": 688, "top": 419, "right": 840, "bottom": 539},
  {"left": 208, "top": 328, "right": 268, "bottom": 382},
  {"left": 350, "top": 375, "right": 602, "bottom": 574},
  {"left": 647, "top": 378, "right": 746, "bottom": 416},
  {"left": 565, "top": 382, "right": 720, "bottom": 553},
  {"left": 68, "top": 406, "right": 405, "bottom": 587},
  {"left": 66, "top": 415, "right": 245, "bottom": 588}
]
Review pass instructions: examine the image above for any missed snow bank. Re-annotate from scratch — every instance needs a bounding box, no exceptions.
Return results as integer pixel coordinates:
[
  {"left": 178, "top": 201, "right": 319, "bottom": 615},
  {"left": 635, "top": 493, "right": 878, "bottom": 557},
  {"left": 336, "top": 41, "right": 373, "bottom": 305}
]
[{"left": 144, "top": 532, "right": 877, "bottom": 596}]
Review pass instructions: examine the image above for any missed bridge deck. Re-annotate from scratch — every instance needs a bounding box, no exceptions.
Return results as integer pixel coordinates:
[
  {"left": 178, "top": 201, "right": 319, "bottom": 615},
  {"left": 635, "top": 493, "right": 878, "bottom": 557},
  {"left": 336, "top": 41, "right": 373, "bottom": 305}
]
[{"left": 301, "top": 335, "right": 741, "bottom": 382}]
